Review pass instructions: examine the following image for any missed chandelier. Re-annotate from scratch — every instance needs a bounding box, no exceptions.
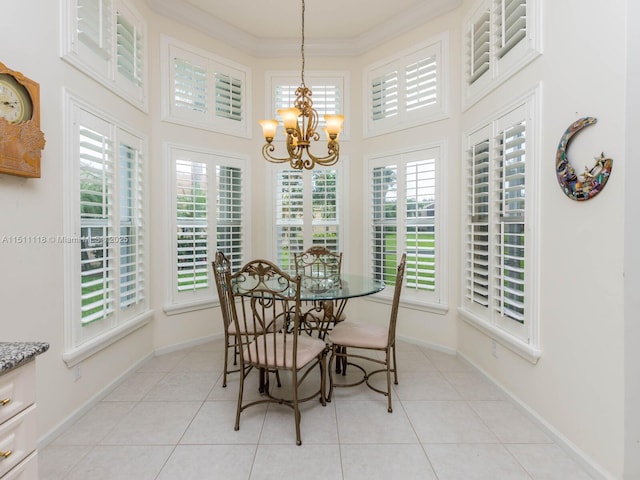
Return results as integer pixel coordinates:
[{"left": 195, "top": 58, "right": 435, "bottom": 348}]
[{"left": 259, "top": 0, "right": 344, "bottom": 170}]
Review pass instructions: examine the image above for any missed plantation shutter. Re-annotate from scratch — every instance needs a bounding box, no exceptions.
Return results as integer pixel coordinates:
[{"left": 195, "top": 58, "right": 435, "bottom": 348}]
[
  {"left": 276, "top": 170, "right": 304, "bottom": 272},
  {"left": 216, "top": 165, "right": 243, "bottom": 270},
  {"left": 173, "top": 56, "right": 208, "bottom": 114},
  {"left": 116, "top": 11, "right": 142, "bottom": 86},
  {"left": 371, "top": 71, "right": 398, "bottom": 121},
  {"left": 176, "top": 160, "right": 209, "bottom": 292},
  {"left": 469, "top": 9, "right": 490, "bottom": 83},
  {"left": 466, "top": 137, "right": 490, "bottom": 307},
  {"left": 274, "top": 82, "right": 340, "bottom": 129},
  {"left": 405, "top": 56, "right": 437, "bottom": 112},
  {"left": 118, "top": 142, "right": 144, "bottom": 309},
  {"left": 77, "top": 0, "right": 112, "bottom": 56},
  {"left": 371, "top": 165, "right": 398, "bottom": 283},
  {"left": 79, "top": 123, "right": 115, "bottom": 325},
  {"left": 494, "top": 121, "right": 526, "bottom": 322},
  {"left": 311, "top": 169, "right": 339, "bottom": 251},
  {"left": 496, "top": 0, "right": 527, "bottom": 59},
  {"left": 214, "top": 72, "right": 242, "bottom": 121},
  {"left": 405, "top": 159, "right": 436, "bottom": 292}
]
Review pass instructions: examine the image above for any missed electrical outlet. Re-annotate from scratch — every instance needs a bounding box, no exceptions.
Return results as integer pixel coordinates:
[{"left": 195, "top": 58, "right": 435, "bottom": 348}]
[
  {"left": 491, "top": 339, "right": 498, "bottom": 358},
  {"left": 73, "top": 364, "right": 81, "bottom": 382}
]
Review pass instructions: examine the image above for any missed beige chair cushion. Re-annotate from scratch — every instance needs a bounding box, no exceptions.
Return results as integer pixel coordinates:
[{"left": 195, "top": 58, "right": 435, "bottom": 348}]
[
  {"left": 243, "top": 333, "right": 326, "bottom": 369},
  {"left": 328, "top": 322, "right": 389, "bottom": 349}
]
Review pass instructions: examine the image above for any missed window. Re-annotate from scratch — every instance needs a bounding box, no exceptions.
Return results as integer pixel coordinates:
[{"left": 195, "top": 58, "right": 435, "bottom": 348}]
[
  {"left": 166, "top": 146, "right": 246, "bottom": 313},
  {"left": 61, "top": 0, "right": 147, "bottom": 110},
  {"left": 273, "top": 167, "right": 342, "bottom": 274},
  {"left": 461, "top": 89, "right": 540, "bottom": 362},
  {"left": 267, "top": 72, "right": 348, "bottom": 140},
  {"left": 63, "top": 94, "right": 149, "bottom": 366},
  {"left": 161, "top": 37, "right": 251, "bottom": 138},
  {"left": 367, "top": 146, "right": 445, "bottom": 309},
  {"left": 365, "top": 35, "right": 448, "bottom": 137},
  {"left": 463, "top": 0, "right": 541, "bottom": 107}
]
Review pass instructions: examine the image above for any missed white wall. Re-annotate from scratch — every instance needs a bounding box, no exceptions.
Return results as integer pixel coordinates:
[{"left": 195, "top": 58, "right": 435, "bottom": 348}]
[
  {"left": 0, "top": 0, "right": 632, "bottom": 477},
  {"left": 456, "top": 1, "right": 627, "bottom": 477}
]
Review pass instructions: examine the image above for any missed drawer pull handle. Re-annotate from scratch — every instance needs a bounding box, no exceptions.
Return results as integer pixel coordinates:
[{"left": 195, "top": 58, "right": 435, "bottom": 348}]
[
  {"left": 0, "top": 398, "right": 10, "bottom": 406},
  {"left": 0, "top": 450, "right": 11, "bottom": 460}
]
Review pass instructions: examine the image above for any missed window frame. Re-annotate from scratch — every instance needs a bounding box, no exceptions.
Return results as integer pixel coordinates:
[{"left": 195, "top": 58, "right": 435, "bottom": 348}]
[
  {"left": 62, "top": 91, "right": 150, "bottom": 367},
  {"left": 164, "top": 143, "right": 249, "bottom": 314},
  {"left": 365, "top": 144, "right": 447, "bottom": 312},
  {"left": 265, "top": 71, "right": 350, "bottom": 141},
  {"left": 364, "top": 34, "right": 449, "bottom": 137},
  {"left": 460, "top": 86, "right": 541, "bottom": 363},
  {"left": 462, "top": 0, "right": 542, "bottom": 109},
  {"left": 267, "top": 162, "right": 347, "bottom": 275},
  {"left": 60, "top": 0, "right": 148, "bottom": 111},
  {"left": 160, "top": 36, "right": 252, "bottom": 138}
]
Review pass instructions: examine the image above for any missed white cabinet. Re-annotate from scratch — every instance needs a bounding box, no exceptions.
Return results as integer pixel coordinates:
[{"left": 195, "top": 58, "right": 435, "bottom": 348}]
[{"left": 0, "top": 362, "right": 38, "bottom": 480}]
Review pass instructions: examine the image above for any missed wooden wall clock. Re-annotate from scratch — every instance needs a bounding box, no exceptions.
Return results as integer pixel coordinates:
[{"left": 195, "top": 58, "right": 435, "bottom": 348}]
[{"left": 0, "top": 61, "right": 46, "bottom": 178}]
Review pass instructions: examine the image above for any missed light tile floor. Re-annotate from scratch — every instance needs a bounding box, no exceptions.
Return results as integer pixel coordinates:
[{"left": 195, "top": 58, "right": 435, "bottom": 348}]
[{"left": 39, "top": 339, "right": 595, "bottom": 480}]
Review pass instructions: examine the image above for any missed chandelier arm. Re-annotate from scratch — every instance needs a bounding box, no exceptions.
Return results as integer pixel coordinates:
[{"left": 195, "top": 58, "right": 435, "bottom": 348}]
[{"left": 262, "top": 143, "right": 299, "bottom": 165}]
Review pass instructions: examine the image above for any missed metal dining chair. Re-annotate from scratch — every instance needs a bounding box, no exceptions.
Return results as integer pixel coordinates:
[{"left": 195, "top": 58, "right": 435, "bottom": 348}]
[
  {"left": 327, "top": 252, "right": 406, "bottom": 413},
  {"left": 225, "top": 259, "right": 327, "bottom": 445},
  {"left": 294, "top": 246, "right": 346, "bottom": 338}
]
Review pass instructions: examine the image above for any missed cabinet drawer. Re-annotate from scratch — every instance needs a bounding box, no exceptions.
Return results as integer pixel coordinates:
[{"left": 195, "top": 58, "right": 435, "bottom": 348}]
[
  {"left": 0, "top": 363, "right": 35, "bottom": 426},
  {"left": 2, "top": 451, "right": 37, "bottom": 480},
  {"left": 0, "top": 406, "right": 36, "bottom": 478}
]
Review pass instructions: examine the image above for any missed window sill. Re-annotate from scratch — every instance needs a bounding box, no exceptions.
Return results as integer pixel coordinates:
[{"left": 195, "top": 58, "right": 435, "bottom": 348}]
[
  {"left": 62, "top": 310, "right": 152, "bottom": 367},
  {"left": 163, "top": 298, "right": 217, "bottom": 316},
  {"left": 458, "top": 307, "right": 542, "bottom": 364},
  {"left": 365, "top": 293, "right": 448, "bottom": 315}
]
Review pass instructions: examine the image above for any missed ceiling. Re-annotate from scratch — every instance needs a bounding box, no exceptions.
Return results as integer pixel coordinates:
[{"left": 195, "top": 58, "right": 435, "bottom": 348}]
[{"left": 146, "top": 0, "right": 462, "bottom": 56}]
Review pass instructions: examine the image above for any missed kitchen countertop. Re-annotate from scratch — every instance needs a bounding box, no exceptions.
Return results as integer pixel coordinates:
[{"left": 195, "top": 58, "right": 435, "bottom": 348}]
[{"left": 0, "top": 342, "right": 49, "bottom": 375}]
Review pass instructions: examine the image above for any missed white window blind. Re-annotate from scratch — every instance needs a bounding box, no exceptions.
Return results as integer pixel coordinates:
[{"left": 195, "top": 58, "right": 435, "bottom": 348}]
[
  {"left": 461, "top": 94, "right": 538, "bottom": 353},
  {"left": 463, "top": 0, "right": 540, "bottom": 107},
  {"left": 274, "top": 168, "right": 341, "bottom": 274},
  {"left": 62, "top": 0, "right": 147, "bottom": 109},
  {"left": 164, "top": 40, "right": 250, "bottom": 137},
  {"left": 469, "top": 10, "right": 490, "bottom": 84},
  {"left": 275, "top": 170, "right": 305, "bottom": 272},
  {"left": 368, "top": 148, "right": 442, "bottom": 303},
  {"left": 465, "top": 136, "right": 491, "bottom": 307},
  {"left": 175, "top": 160, "right": 209, "bottom": 292},
  {"left": 173, "top": 56, "right": 208, "bottom": 114},
  {"left": 371, "top": 71, "right": 398, "bottom": 121},
  {"left": 494, "top": 121, "right": 526, "bottom": 323},
  {"left": 215, "top": 73, "right": 242, "bottom": 121},
  {"left": 496, "top": 0, "right": 527, "bottom": 59},
  {"left": 118, "top": 142, "right": 144, "bottom": 310},
  {"left": 366, "top": 38, "right": 447, "bottom": 136},
  {"left": 77, "top": 0, "right": 112, "bottom": 56},
  {"left": 116, "top": 11, "right": 142, "bottom": 86},
  {"left": 273, "top": 79, "right": 343, "bottom": 130},
  {"left": 80, "top": 124, "right": 115, "bottom": 325},
  {"left": 216, "top": 165, "right": 243, "bottom": 271},
  {"left": 405, "top": 55, "right": 437, "bottom": 112}
]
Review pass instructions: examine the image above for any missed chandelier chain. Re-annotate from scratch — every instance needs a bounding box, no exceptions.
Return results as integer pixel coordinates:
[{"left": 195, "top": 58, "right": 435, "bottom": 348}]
[{"left": 301, "top": 0, "right": 306, "bottom": 86}]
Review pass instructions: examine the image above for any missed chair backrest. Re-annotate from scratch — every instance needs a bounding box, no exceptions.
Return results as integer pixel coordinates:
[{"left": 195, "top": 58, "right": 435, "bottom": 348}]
[
  {"left": 225, "top": 259, "right": 302, "bottom": 369},
  {"left": 388, "top": 253, "right": 407, "bottom": 347},
  {"left": 294, "top": 246, "right": 343, "bottom": 292},
  {"left": 212, "top": 250, "right": 234, "bottom": 333}
]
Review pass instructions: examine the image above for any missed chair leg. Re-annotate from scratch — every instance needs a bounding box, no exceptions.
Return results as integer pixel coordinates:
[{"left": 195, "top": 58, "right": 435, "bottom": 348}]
[
  {"left": 222, "top": 334, "right": 230, "bottom": 388},
  {"left": 327, "top": 346, "right": 336, "bottom": 403},
  {"left": 292, "top": 371, "right": 302, "bottom": 445},
  {"left": 392, "top": 344, "right": 399, "bottom": 385},
  {"left": 385, "top": 349, "right": 393, "bottom": 413},
  {"left": 235, "top": 367, "right": 245, "bottom": 431},
  {"left": 319, "top": 353, "right": 327, "bottom": 406}
]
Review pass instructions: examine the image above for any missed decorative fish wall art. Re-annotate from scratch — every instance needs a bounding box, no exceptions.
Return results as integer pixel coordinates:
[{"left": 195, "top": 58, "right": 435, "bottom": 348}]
[{"left": 555, "top": 117, "right": 613, "bottom": 201}]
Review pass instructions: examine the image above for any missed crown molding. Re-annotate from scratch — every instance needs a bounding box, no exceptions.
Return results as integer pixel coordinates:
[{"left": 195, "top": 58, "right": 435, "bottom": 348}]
[{"left": 146, "top": 0, "right": 461, "bottom": 57}]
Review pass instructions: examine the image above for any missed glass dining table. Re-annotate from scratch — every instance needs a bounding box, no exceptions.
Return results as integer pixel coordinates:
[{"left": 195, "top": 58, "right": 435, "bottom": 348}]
[{"left": 296, "top": 273, "right": 385, "bottom": 340}]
